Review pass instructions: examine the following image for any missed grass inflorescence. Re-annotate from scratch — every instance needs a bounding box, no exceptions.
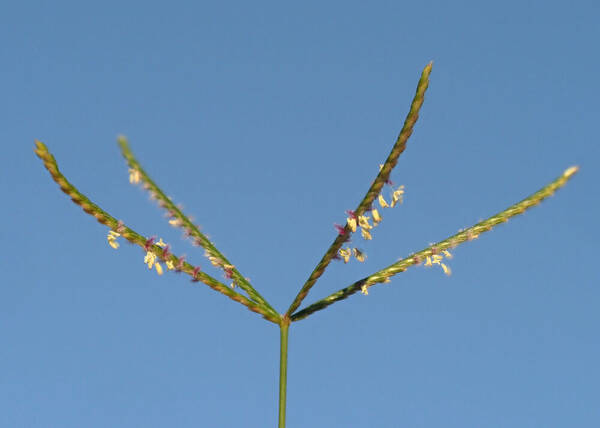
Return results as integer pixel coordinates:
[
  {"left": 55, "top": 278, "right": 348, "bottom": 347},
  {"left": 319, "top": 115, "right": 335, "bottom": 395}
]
[{"left": 35, "top": 63, "right": 578, "bottom": 427}]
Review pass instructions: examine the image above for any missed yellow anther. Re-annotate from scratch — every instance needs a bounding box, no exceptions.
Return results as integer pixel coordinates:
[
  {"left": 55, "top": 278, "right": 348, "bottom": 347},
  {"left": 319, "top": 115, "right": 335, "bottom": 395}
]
[
  {"left": 129, "top": 168, "right": 141, "bottom": 184},
  {"left": 378, "top": 194, "right": 389, "bottom": 208},
  {"left": 339, "top": 248, "right": 352, "bottom": 263},
  {"left": 358, "top": 215, "right": 372, "bottom": 230},
  {"left": 424, "top": 252, "right": 453, "bottom": 276},
  {"left": 391, "top": 185, "right": 405, "bottom": 207},
  {"left": 372, "top": 209, "right": 382, "bottom": 224},
  {"left": 144, "top": 251, "right": 157, "bottom": 269},
  {"left": 441, "top": 263, "right": 451, "bottom": 276},
  {"left": 353, "top": 248, "right": 366, "bottom": 262},
  {"left": 347, "top": 217, "right": 357, "bottom": 232},
  {"left": 360, "top": 228, "right": 372, "bottom": 240},
  {"left": 107, "top": 231, "right": 120, "bottom": 249}
]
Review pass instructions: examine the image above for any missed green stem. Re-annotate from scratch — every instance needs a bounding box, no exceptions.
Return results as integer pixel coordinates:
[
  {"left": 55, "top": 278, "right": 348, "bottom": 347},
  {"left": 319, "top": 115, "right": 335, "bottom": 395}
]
[{"left": 278, "top": 318, "right": 290, "bottom": 428}]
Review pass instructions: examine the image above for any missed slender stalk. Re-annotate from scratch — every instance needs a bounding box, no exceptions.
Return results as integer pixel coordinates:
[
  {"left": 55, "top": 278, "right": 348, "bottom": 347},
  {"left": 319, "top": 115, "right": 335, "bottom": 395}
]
[
  {"left": 285, "top": 62, "right": 433, "bottom": 317},
  {"left": 278, "top": 317, "right": 290, "bottom": 428},
  {"left": 118, "top": 137, "right": 279, "bottom": 320},
  {"left": 34, "top": 140, "right": 280, "bottom": 323},
  {"left": 290, "top": 165, "right": 579, "bottom": 321}
]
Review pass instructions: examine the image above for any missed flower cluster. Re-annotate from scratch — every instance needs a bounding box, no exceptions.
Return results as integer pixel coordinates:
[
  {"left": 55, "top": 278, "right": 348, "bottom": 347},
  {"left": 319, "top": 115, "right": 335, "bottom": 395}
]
[
  {"left": 143, "top": 238, "right": 176, "bottom": 275},
  {"left": 107, "top": 230, "right": 120, "bottom": 249},
  {"left": 335, "top": 182, "right": 406, "bottom": 264},
  {"left": 351, "top": 184, "right": 405, "bottom": 241},
  {"left": 107, "top": 231, "right": 177, "bottom": 276},
  {"left": 378, "top": 185, "right": 404, "bottom": 208},
  {"left": 124, "top": 167, "right": 223, "bottom": 281},
  {"left": 338, "top": 247, "right": 366, "bottom": 263},
  {"left": 144, "top": 248, "right": 162, "bottom": 274},
  {"left": 344, "top": 209, "right": 377, "bottom": 241},
  {"left": 423, "top": 249, "right": 453, "bottom": 276},
  {"left": 206, "top": 250, "right": 237, "bottom": 288}
]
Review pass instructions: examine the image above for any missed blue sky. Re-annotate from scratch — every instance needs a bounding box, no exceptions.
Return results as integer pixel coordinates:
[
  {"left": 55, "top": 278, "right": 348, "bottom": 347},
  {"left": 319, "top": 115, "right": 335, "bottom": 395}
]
[{"left": 2, "top": 1, "right": 598, "bottom": 427}]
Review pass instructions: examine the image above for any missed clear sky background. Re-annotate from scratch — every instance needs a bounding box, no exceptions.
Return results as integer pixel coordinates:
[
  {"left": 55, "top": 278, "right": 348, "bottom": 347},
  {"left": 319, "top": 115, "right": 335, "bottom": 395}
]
[{"left": 2, "top": 1, "right": 598, "bottom": 427}]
